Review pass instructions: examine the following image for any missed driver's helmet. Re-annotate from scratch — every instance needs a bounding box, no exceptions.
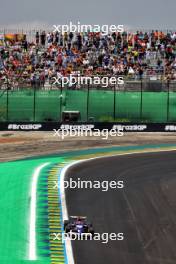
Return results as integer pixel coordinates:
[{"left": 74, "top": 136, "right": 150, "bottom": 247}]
[{"left": 76, "top": 217, "right": 82, "bottom": 224}]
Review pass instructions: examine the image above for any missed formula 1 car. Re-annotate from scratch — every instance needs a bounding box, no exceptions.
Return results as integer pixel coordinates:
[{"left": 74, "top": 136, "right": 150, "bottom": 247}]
[{"left": 64, "top": 216, "right": 94, "bottom": 237}]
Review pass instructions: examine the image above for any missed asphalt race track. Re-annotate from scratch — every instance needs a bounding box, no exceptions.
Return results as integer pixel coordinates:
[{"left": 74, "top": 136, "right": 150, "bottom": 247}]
[{"left": 65, "top": 151, "right": 176, "bottom": 264}]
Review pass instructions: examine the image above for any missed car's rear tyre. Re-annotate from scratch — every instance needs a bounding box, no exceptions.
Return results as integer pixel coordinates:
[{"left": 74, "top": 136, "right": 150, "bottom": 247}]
[
  {"left": 64, "top": 220, "right": 69, "bottom": 230},
  {"left": 65, "top": 227, "right": 70, "bottom": 233}
]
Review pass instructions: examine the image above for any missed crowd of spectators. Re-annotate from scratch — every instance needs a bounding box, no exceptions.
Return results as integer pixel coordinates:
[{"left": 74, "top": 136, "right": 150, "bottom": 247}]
[{"left": 0, "top": 30, "right": 176, "bottom": 89}]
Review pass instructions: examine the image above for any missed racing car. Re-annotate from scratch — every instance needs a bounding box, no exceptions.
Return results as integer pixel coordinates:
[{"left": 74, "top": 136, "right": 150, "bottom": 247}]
[{"left": 64, "top": 216, "right": 94, "bottom": 237}]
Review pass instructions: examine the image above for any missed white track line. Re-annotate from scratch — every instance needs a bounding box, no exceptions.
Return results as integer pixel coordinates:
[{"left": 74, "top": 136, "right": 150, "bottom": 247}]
[
  {"left": 29, "top": 162, "right": 50, "bottom": 260},
  {"left": 59, "top": 147, "right": 176, "bottom": 263},
  {"left": 60, "top": 161, "right": 84, "bottom": 264}
]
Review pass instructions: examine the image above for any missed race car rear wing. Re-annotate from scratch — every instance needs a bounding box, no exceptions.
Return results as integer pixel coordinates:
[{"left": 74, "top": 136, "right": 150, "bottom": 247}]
[{"left": 70, "top": 215, "right": 87, "bottom": 219}]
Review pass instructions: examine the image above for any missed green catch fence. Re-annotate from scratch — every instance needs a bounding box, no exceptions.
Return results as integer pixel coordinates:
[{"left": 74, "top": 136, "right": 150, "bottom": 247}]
[{"left": 0, "top": 82, "right": 176, "bottom": 123}]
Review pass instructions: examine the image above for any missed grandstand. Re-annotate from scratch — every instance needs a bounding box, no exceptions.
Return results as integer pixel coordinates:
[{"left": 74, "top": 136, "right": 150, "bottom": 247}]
[{"left": 0, "top": 29, "right": 176, "bottom": 123}]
